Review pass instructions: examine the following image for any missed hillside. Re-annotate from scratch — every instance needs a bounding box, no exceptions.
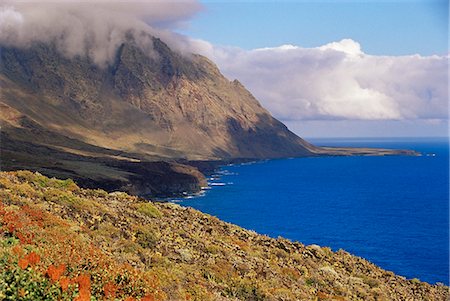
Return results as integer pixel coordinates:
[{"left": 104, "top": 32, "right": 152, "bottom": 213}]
[
  {"left": 0, "top": 171, "right": 447, "bottom": 300},
  {"left": 0, "top": 37, "right": 313, "bottom": 197},
  {"left": 0, "top": 38, "right": 316, "bottom": 161}
]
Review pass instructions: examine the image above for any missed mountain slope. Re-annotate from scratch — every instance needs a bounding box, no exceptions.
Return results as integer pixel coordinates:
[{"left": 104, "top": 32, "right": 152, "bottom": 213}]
[
  {"left": 0, "top": 38, "right": 316, "bottom": 161},
  {"left": 0, "top": 37, "right": 418, "bottom": 196},
  {"left": 0, "top": 171, "right": 447, "bottom": 300}
]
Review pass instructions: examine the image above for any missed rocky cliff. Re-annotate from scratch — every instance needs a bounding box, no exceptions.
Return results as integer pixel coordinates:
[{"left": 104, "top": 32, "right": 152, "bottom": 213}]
[
  {"left": 0, "top": 38, "right": 316, "bottom": 161},
  {"left": 0, "top": 37, "right": 319, "bottom": 196}
]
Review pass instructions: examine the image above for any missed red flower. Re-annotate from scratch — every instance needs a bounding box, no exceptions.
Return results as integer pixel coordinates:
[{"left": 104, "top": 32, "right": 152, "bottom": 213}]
[
  {"left": 74, "top": 274, "right": 91, "bottom": 301},
  {"left": 59, "top": 277, "right": 70, "bottom": 292},
  {"left": 46, "top": 264, "right": 65, "bottom": 282},
  {"left": 25, "top": 252, "right": 40, "bottom": 266},
  {"left": 18, "top": 258, "right": 28, "bottom": 269},
  {"left": 141, "top": 295, "right": 155, "bottom": 301},
  {"left": 103, "top": 282, "right": 117, "bottom": 299}
]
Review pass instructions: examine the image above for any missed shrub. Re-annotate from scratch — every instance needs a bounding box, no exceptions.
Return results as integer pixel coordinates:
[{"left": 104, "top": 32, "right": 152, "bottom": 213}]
[
  {"left": 43, "top": 189, "right": 81, "bottom": 207},
  {"left": 15, "top": 183, "right": 38, "bottom": 198},
  {"left": 15, "top": 171, "right": 39, "bottom": 183},
  {"left": 14, "top": 171, "right": 79, "bottom": 193},
  {"left": 205, "top": 244, "right": 221, "bottom": 255},
  {"left": 305, "top": 277, "right": 322, "bottom": 288},
  {"left": 136, "top": 226, "right": 160, "bottom": 249},
  {"left": 225, "top": 278, "right": 265, "bottom": 301},
  {"left": 48, "top": 178, "right": 79, "bottom": 191},
  {"left": 363, "top": 276, "right": 380, "bottom": 288},
  {"left": 136, "top": 203, "right": 162, "bottom": 218},
  {"left": 0, "top": 249, "right": 61, "bottom": 300}
]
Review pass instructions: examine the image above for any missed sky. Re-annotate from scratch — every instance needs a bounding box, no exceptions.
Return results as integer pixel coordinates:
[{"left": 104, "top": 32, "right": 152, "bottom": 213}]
[
  {"left": 0, "top": 0, "right": 448, "bottom": 138},
  {"left": 180, "top": 1, "right": 448, "bottom": 56},
  {"left": 177, "top": 0, "right": 449, "bottom": 138}
]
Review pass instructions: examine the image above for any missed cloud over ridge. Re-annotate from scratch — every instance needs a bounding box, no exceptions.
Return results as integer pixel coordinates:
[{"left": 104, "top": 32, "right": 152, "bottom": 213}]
[{"left": 0, "top": 1, "right": 202, "bottom": 66}]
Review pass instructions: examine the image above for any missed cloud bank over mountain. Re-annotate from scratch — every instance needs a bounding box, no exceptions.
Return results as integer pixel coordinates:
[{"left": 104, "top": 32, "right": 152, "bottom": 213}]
[
  {"left": 0, "top": 1, "right": 201, "bottom": 65},
  {"left": 195, "top": 39, "right": 448, "bottom": 123},
  {"left": 0, "top": 0, "right": 447, "bottom": 130}
]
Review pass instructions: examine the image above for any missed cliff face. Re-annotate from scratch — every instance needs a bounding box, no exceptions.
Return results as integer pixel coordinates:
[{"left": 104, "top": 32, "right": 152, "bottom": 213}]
[
  {"left": 0, "top": 37, "right": 318, "bottom": 196},
  {"left": 0, "top": 171, "right": 448, "bottom": 300},
  {"left": 0, "top": 38, "right": 316, "bottom": 161}
]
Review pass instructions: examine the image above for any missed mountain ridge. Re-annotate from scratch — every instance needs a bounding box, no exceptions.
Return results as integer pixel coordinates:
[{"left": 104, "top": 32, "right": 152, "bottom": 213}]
[
  {"left": 0, "top": 37, "right": 418, "bottom": 197},
  {"left": 0, "top": 38, "right": 316, "bottom": 160}
]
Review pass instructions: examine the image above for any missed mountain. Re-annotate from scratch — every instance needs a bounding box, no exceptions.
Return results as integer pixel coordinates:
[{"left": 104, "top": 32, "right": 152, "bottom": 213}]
[
  {"left": 0, "top": 170, "right": 447, "bottom": 300},
  {"left": 0, "top": 37, "right": 417, "bottom": 196},
  {"left": 0, "top": 38, "right": 316, "bottom": 160}
]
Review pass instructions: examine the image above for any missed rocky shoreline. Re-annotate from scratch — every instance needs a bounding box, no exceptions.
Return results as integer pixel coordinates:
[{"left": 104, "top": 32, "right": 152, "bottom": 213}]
[{"left": 1, "top": 132, "right": 420, "bottom": 199}]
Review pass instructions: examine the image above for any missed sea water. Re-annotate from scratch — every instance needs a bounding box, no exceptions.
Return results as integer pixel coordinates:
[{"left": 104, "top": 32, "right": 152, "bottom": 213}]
[{"left": 177, "top": 138, "right": 449, "bottom": 285}]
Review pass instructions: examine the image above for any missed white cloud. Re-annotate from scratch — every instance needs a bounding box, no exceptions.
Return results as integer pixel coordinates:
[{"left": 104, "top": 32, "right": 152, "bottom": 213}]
[
  {"left": 0, "top": 1, "right": 202, "bottom": 66},
  {"left": 0, "top": 1, "right": 447, "bottom": 125},
  {"left": 318, "top": 39, "right": 363, "bottom": 56},
  {"left": 195, "top": 39, "right": 448, "bottom": 122}
]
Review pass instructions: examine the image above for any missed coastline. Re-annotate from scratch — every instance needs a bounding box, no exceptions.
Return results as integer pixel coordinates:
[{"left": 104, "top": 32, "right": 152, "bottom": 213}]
[
  {"left": 1, "top": 131, "right": 420, "bottom": 199},
  {"left": 177, "top": 139, "right": 448, "bottom": 285}
]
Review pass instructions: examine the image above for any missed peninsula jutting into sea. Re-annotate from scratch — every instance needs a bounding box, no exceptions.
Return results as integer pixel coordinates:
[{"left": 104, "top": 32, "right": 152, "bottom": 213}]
[{"left": 0, "top": 1, "right": 448, "bottom": 300}]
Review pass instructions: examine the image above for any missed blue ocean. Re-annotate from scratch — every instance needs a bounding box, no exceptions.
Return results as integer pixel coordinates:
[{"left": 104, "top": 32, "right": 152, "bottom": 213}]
[{"left": 176, "top": 137, "right": 449, "bottom": 285}]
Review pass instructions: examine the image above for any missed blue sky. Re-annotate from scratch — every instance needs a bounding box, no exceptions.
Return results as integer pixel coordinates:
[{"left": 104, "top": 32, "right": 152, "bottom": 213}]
[
  {"left": 176, "top": 0, "right": 448, "bottom": 137},
  {"left": 181, "top": 0, "right": 448, "bottom": 56}
]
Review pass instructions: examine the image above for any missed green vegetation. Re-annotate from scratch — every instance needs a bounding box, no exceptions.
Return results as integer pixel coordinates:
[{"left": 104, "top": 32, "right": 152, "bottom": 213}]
[
  {"left": 136, "top": 226, "right": 160, "bottom": 248},
  {"left": 0, "top": 240, "right": 63, "bottom": 301},
  {"left": 136, "top": 203, "right": 162, "bottom": 218},
  {"left": 15, "top": 171, "right": 78, "bottom": 191},
  {"left": 0, "top": 171, "right": 448, "bottom": 301}
]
